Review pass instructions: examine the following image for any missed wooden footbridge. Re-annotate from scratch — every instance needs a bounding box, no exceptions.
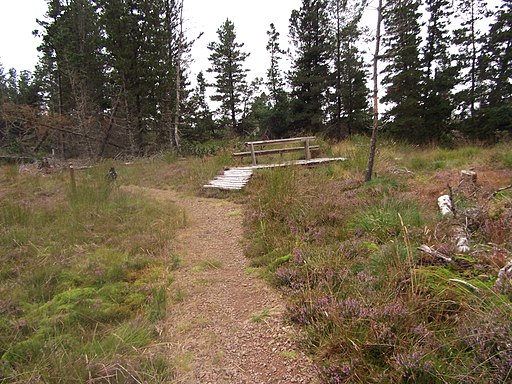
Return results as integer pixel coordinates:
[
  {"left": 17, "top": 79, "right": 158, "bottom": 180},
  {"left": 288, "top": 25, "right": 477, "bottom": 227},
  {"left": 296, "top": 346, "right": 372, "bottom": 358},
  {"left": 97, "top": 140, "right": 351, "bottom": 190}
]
[{"left": 203, "top": 137, "right": 347, "bottom": 191}]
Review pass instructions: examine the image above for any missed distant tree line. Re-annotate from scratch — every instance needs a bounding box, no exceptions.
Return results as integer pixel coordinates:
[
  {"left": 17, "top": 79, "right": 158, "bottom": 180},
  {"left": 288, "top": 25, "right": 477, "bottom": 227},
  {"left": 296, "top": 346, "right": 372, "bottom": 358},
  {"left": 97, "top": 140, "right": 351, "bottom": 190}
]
[{"left": 0, "top": 0, "right": 510, "bottom": 158}]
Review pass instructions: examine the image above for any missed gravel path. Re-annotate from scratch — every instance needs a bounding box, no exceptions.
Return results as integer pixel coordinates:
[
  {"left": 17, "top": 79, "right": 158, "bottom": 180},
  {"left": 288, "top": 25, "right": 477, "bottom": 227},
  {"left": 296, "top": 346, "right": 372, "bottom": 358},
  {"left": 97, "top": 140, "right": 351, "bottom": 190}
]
[{"left": 125, "top": 186, "right": 316, "bottom": 383}]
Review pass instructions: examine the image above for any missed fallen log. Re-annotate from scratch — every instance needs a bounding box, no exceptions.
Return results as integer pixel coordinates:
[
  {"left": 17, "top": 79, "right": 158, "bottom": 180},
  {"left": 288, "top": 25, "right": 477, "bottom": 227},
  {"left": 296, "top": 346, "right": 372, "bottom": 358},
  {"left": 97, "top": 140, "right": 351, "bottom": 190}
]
[
  {"left": 448, "top": 278, "right": 481, "bottom": 293},
  {"left": 418, "top": 245, "right": 453, "bottom": 262},
  {"left": 438, "top": 195, "right": 453, "bottom": 216},
  {"left": 489, "top": 184, "right": 512, "bottom": 199},
  {"left": 437, "top": 193, "right": 470, "bottom": 253}
]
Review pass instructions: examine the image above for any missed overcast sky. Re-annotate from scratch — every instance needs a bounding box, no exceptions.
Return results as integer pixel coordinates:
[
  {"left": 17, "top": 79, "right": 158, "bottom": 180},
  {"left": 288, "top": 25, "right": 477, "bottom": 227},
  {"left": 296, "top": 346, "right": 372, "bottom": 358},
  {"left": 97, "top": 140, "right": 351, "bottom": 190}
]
[
  {"left": 0, "top": 0, "right": 500, "bottom": 83},
  {"left": 0, "top": 0, "right": 305, "bottom": 79}
]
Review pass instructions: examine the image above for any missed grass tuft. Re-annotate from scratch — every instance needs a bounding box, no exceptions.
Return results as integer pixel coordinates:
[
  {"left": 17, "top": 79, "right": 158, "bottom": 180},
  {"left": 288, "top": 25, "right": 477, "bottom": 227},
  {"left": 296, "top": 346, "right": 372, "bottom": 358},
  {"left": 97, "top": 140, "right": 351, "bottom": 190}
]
[{"left": 249, "top": 308, "right": 271, "bottom": 323}]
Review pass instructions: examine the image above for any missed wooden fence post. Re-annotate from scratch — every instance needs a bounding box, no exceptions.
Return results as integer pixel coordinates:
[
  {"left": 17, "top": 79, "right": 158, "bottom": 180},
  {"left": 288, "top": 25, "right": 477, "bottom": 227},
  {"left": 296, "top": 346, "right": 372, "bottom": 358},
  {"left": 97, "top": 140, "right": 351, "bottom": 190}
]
[
  {"left": 69, "top": 162, "right": 76, "bottom": 194},
  {"left": 305, "top": 138, "right": 311, "bottom": 160},
  {"left": 250, "top": 143, "right": 257, "bottom": 165}
]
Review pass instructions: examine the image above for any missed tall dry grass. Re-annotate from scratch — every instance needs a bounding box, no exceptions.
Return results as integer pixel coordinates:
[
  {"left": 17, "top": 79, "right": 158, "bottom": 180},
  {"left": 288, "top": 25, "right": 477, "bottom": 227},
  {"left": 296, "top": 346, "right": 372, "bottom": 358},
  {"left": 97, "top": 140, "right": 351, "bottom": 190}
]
[{"left": 0, "top": 164, "right": 183, "bottom": 382}]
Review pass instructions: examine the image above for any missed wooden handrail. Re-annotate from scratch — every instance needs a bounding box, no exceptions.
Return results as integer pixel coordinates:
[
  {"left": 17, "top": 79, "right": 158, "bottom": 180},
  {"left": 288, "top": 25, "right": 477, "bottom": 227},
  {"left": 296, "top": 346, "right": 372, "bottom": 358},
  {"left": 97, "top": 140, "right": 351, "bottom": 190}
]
[
  {"left": 245, "top": 136, "right": 316, "bottom": 146},
  {"left": 235, "top": 136, "right": 317, "bottom": 165},
  {"left": 233, "top": 145, "right": 320, "bottom": 157}
]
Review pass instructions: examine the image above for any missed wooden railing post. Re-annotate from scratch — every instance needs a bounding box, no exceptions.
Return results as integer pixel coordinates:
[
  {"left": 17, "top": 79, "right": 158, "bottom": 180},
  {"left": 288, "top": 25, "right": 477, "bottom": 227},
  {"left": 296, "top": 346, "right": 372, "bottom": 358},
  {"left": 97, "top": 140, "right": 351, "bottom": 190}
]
[
  {"left": 305, "top": 138, "right": 311, "bottom": 160},
  {"left": 250, "top": 143, "right": 257, "bottom": 165}
]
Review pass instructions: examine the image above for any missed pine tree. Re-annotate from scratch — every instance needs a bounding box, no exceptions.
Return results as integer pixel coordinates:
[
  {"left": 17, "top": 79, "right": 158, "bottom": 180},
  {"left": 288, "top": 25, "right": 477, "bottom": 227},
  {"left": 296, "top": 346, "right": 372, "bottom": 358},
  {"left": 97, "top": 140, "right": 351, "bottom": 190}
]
[
  {"left": 37, "top": 0, "right": 106, "bottom": 115},
  {"left": 264, "top": 23, "right": 290, "bottom": 138},
  {"left": 474, "top": 0, "right": 512, "bottom": 137},
  {"left": 34, "top": 0, "right": 107, "bottom": 157},
  {"left": 239, "top": 77, "right": 266, "bottom": 136},
  {"left": 28, "top": 0, "right": 191, "bottom": 157},
  {"left": 98, "top": 0, "right": 178, "bottom": 154},
  {"left": 289, "top": 0, "right": 331, "bottom": 134},
  {"left": 185, "top": 71, "right": 216, "bottom": 142},
  {"left": 3, "top": 69, "right": 42, "bottom": 106},
  {"left": 327, "top": 0, "right": 370, "bottom": 137},
  {"left": 266, "top": 23, "right": 286, "bottom": 105},
  {"left": 481, "top": 0, "right": 512, "bottom": 107},
  {"left": 163, "top": 0, "right": 191, "bottom": 151},
  {"left": 453, "top": 0, "right": 488, "bottom": 120},
  {"left": 381, "top": 0, "right": 424, "bottom": 142},
  {"left": 422, "top": 0, "right": 457, "bottom": 139},
  {"left": 207, "top": 19, "right": 250, "bottom": 134},
  {"left": 0, "top": 63, "right": 6, "bottom": 105}
]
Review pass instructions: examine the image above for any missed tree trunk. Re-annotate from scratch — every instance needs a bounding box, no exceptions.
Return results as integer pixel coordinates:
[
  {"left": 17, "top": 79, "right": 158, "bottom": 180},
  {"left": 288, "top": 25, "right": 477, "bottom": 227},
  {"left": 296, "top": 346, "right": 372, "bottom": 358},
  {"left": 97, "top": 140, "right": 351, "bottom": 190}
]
[
  {"left": 365, "top": 0, "right": 383, "bottom": 182},
  {"left": 97, "top": 90, "right": 122, "bottom": 158},
  {"left": 470, "top": 0, "right": 476, "bottom": 119},
  {"left": 135, "top": 93, "right": 144, "bottom": 155},
  {"left": 57, "top": 66, "right": 64, "bottom": 116},
  {"left": 172, "top": 0, "right": 184, "bottom": 151}
]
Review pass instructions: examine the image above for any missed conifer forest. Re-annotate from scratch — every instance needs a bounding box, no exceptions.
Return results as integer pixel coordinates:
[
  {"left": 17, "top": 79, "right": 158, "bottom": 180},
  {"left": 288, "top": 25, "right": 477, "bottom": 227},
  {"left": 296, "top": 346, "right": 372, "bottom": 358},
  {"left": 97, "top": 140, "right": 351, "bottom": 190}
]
[{"left": 0, "top": 0, "right": 510, "bottom": 158}]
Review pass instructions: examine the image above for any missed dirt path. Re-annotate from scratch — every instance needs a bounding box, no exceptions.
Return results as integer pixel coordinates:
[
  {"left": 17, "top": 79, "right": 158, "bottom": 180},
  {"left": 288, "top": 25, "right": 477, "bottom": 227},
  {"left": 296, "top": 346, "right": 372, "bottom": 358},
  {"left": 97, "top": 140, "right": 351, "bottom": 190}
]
[{"left": 125, "top": 186, "right": 316, "bottom": 383}]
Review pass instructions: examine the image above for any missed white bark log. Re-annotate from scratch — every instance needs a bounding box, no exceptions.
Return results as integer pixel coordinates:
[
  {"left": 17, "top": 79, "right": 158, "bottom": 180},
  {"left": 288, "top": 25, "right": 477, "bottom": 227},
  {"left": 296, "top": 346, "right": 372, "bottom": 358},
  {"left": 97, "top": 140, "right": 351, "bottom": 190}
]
[
  {"left": 418, "top": 245, "right": 453, "bottom": 262},
  {"left": 438, "top": 195, "right": 453, "bottom": 216},
  {"left": 454, "top": 226, "right": 470, "bottom": 253},
  {"left": 449, "top": 279, "right": 480, "bottom": 293}
]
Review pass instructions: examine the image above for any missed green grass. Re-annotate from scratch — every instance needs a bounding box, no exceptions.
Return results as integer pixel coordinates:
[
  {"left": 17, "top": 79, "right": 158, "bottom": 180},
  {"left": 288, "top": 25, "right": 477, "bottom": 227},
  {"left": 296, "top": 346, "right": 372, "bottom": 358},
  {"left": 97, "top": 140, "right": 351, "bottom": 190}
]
[
  {"left": 249, "top": 308, "right": 271, "bottom": 323},
  {"left": 501, "top": 151, "right": 512, "bottom": 168},
  {"left": 349, "top": 198, "right": 423, "bottom": 242},
  {"left": 191, "top": 259, "right": 223, "bottom": 272},
  {"left": 0, "top": 165, "right": 182, "bottom": 382},
  {"left": 120, "top": 147, "right": 235, "bottom": 194}
]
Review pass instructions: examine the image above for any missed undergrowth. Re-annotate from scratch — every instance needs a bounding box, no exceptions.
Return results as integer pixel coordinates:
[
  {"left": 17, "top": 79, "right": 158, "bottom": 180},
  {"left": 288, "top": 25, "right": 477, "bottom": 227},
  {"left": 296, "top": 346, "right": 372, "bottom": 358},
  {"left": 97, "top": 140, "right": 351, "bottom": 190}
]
[
  {"left": 245, "top": 137, "right": 512, "bottom": 383},
  {"left": 0, "top": 165, "right": 183, "bottom": 382},
  {"left": 2, "top": 137, "right": 511, "bottom": 383}
]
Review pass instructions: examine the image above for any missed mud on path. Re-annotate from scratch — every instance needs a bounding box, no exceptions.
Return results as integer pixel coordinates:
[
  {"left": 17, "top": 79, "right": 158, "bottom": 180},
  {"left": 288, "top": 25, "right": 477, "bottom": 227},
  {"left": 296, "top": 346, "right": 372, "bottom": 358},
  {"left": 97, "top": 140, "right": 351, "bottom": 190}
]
[{"left": 124, "top": 186, "right": 316, "bottom": 384}]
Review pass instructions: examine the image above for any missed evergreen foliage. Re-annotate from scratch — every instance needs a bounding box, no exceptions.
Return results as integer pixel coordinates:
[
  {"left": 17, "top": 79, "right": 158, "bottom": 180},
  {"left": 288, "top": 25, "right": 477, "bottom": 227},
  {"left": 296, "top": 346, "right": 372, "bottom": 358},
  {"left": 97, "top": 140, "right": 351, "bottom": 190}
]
[
  {"left": 1, "top": 69, "right": 42, "bottom": 107},
  {"left": 207, "top": 19, "right": 250, "bottom": 135},
  {"left": 326, "top": 0, "right": 370, "bottom": 138},
  {"left": 453, "top": 0, "right": 489, "bottom": 121},
  {"left": 480, "top": 0, "right": 512, "bottom": 107},
  {"left": 476, "top": 0, "right": 512, "bottom": 138},
  {"left": 263, "top": 23, "right": 290, "bottom": 138},
  {"left": 37, "top": 0, "right": 106, "bottom": 116},
  {"left": 422, "top": 0, "right": 457, "bottom": 140},
  {"left": 381, "top": 0, "right": 424, "bottom": 142},
  {"left": 266, "top": 23, "right": 287, "bottom": 106},
  {"left": 289, "top": 0, "right": 331, "bottom": 134},
  {"left": 24, "top": 0, "right": 189, "bottom": 157},
  {"left": 184, "top": 71, "right": 216, "bottom": 143},
  {"left": 2, "top": 0, "right": 512, "bottom": 157}
]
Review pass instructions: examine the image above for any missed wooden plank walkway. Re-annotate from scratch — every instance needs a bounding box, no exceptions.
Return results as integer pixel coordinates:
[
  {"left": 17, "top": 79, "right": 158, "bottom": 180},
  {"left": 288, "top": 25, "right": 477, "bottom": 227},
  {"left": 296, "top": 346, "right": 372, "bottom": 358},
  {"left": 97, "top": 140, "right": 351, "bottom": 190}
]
[
  {"left": 203, "top": 168, "right": 254, "bottom": 191},
  {"left": 203, "top": 157, "right": 347, "bottom": 191}
]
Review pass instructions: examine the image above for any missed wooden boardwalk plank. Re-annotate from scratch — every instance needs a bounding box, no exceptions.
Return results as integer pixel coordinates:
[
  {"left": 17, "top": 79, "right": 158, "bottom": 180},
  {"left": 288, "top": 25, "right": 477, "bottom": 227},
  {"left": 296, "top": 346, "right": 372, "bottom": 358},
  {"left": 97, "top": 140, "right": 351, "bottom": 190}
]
[{"left": 203, "top": 157, "right": 347, "bottom": 191}]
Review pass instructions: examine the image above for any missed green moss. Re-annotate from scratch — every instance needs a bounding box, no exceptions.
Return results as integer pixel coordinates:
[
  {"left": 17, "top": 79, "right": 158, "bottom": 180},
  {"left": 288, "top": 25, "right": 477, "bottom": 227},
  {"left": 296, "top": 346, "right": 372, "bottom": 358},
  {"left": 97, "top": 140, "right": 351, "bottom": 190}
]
[
  {"left": 2, "top": 329, "right": 48, "bottom": 363},
  {"left": 268, "top": 253, "right": 291, "bottom": 272},
  {"left": 249, "top": 248, "right": 289, "bottom": 269},
  {"left": 415, "top": 267, "right": 490, "bottom": 298}
]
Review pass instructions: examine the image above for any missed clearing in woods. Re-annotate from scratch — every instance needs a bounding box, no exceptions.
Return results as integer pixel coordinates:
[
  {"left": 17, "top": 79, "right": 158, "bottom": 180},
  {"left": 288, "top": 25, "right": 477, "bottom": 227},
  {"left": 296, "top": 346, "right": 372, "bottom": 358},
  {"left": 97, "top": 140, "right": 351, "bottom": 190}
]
[{"left": 124, "top": 186, "right": 316, "bottom": 383}]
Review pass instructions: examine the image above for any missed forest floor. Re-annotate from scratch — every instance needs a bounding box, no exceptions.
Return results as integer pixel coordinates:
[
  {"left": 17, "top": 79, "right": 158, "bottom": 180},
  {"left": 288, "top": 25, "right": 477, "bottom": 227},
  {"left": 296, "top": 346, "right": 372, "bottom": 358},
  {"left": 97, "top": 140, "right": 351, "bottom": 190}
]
[{"left": 124, "top": 186, "right": 316, "bottom": 383}]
